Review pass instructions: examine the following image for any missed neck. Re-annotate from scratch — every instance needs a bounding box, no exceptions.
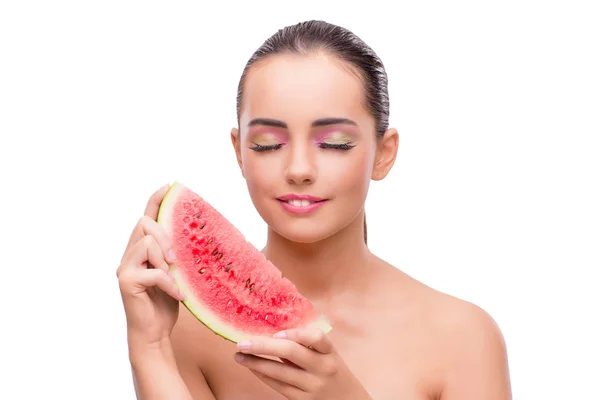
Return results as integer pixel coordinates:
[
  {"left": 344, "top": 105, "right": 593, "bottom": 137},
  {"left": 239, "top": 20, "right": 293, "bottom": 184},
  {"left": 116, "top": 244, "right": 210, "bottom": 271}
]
[{"left": 262, "top": 211, "right": 372, "bottom": 301}]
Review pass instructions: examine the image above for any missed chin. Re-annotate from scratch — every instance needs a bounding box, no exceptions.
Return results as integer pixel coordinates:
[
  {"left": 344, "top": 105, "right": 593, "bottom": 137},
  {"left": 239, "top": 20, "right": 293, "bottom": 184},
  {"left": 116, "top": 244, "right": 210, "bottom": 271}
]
[
  {"left": 252, "top": 197, "right": 358, "bottom": 245},
  {"left": 272, "top": 224, "right": 333, "bottom": 244},
  {"left": 254, "top": 207, "right": 336, "bottom": 244},
  {"left": 267, "top": 213, "right": 353, "bottom": 245}
]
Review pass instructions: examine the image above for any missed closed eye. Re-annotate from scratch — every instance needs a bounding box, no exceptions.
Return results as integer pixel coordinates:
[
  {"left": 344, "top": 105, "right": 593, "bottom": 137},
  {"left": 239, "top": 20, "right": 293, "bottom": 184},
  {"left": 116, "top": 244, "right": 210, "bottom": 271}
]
[
  {"left": 318, "top": 143, "right": 356, "bottom": 150},
  {"left": 249, "top": 143, "right": 283, "bottom": 152}
]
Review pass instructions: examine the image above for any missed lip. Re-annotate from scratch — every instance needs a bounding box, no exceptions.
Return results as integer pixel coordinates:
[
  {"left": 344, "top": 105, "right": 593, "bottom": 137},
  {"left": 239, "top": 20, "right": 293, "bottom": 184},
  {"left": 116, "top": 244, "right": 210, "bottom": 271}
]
[
  {"left": 276, "top": 194, "right": 329, "bottom": 215},
  {"left": 276, "top": 194, "right": 327, "bottom": 202}
]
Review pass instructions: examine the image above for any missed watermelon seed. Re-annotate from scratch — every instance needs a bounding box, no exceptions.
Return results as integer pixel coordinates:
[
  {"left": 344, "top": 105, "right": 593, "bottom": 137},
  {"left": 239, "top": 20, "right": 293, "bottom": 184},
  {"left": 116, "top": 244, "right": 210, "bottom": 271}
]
[
  {"left": 225, "top": 263, "right": 232, "bottom": 272},
  {"left": 195, "top": 259, "right": 202, "bottom": 264},
  {"left": 200, "top": 222, "right": 206, "bottom": 229},
  {"left": 227, "top": 300, "right": 232, "bottom": 306},
  {"left": 217, "top": 253, "right": 223, "bottom": 260},
  {"left": 194, "top": 212, "right": 202, "bottom": 219},
  {"left": 207, "top": 238, "right": 213, "bottom": 245},
  {"left": 212, "top": 249, "right": 219, "bottom": 256},
  {"left": 199, "top": 267, "right": 206, "bottom": 274},
  {"left": 249, "top": 283, "right": 255, "bottom": 293},
  {"left": 245, "top": 279, "right": 251, "bottom": 288}
]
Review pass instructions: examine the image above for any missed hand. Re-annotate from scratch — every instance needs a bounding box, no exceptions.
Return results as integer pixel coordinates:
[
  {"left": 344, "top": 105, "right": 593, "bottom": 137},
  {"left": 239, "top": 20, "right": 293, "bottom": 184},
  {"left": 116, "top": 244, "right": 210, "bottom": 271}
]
[
  {"left": 116, "top": 184, "right": 185, "bottom": 349},
  {"left": 234, "top": 328, "right": 372, "bottom": 400}
]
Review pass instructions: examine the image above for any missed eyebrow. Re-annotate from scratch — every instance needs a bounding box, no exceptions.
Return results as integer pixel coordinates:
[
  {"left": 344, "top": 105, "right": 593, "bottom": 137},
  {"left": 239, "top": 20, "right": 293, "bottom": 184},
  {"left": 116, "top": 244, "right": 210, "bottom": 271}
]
[{"left": 247, "top": 117, "right": 358, "bottom": 129}]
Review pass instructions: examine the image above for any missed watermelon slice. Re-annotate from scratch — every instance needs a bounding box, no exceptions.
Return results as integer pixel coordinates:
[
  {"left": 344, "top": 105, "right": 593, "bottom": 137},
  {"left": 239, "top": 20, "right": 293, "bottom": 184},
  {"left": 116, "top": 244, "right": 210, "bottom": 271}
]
[{"left": 157, "top": 181, "right": 332, "bottom": 343}]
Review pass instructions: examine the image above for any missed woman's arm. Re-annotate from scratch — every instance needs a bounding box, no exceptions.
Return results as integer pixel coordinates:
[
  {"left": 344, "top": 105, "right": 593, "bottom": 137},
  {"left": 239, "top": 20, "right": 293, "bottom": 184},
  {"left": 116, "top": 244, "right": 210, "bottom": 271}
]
[
  {"left": 130, "top": 339, "right": 215, "bottom": 400},
  {"left": 130, "top": 340, "right": 193, "bottom": 400}
]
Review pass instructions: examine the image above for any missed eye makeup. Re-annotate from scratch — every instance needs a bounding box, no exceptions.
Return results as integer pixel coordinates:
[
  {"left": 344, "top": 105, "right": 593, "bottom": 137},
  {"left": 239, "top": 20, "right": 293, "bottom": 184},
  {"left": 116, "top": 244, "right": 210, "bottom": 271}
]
[
  {"left": 248, "top": 131, "right": 288, "bottom": 152},
  {"left": 314, "top": 130, "right": 357, "bottom": 150},
  {"left": 246, "top": 126, "right": 358, "bottom": 152}
]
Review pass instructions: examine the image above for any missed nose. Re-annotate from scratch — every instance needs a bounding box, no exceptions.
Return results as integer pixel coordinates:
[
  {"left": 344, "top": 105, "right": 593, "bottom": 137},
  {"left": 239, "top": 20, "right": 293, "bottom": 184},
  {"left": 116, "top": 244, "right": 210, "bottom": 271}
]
[{"left": 284, "top": 142, "right": 316, "bottom": 185}]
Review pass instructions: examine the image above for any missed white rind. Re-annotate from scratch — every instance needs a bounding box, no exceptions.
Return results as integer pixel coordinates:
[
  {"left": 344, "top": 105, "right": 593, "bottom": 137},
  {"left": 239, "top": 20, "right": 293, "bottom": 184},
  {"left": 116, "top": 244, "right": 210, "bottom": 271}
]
[{"left": 157, "top": 181, "right": 333, "bottom": 343}]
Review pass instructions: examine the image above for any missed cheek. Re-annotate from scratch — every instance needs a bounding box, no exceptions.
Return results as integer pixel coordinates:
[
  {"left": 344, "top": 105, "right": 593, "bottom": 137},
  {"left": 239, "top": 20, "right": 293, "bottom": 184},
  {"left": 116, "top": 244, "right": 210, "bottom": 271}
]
[
  {"left": 319, "top": 150, "right": 373, "bottom": 194},
  {"left": 242, "top": 151, "right": 280, "bottom": 194}
]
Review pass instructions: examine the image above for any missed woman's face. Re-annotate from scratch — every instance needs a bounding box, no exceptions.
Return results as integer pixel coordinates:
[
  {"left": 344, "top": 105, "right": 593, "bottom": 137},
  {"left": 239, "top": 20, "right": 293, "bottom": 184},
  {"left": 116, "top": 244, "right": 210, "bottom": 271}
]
[{"left": 232, "top": 52, "right": 391, "bottom": 244}]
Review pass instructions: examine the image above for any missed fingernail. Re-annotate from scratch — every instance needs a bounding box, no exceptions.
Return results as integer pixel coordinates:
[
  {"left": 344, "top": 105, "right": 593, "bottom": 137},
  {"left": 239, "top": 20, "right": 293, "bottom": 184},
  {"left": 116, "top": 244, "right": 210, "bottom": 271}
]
[
  {"left": 237, "top": 340, "right": 252, "bottom": 350},
  {"left": 235, "top": 353, "right": 245, "bottom": 362},
  {"left": 273, "top": 331, "right": 287, "bottom": 339}
]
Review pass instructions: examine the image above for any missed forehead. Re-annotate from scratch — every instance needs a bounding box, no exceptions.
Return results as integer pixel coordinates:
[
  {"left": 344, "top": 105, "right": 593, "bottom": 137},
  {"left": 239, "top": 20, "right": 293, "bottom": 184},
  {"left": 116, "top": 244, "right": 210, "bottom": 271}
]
[{"left": 239, "top": 52, "right": 371, "bottom": 128}]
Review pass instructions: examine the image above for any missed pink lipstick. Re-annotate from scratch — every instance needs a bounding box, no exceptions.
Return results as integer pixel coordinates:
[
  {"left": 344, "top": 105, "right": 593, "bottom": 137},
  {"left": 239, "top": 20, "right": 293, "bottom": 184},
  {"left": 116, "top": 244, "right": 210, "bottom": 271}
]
[{"left": 276, "top": 194, "right": 329, "bottom": 214}]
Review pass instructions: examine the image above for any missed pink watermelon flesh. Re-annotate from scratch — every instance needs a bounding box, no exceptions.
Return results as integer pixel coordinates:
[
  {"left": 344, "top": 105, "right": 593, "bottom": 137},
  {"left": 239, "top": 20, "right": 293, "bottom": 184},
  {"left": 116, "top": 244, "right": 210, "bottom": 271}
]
[{"left": 157, "top": 181, "right": 332, "bottom": 342}]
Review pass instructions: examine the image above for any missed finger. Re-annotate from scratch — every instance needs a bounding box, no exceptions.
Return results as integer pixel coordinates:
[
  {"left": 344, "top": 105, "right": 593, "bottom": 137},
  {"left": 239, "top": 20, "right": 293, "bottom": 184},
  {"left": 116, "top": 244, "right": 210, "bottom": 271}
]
[
  {"left": 119, "top": 184, "right": 172, "bottom": 266},
  {"left": 145, "top": 184, "right": 171, "bottom": 220},
  {"left": 281, "top": 358, "right": 301, "bottom": 369},
  {"left": 124, "top": 216, "right": 175, "bottom": 264},
  {"left": 275, "top": 328, "right": 334, "bottom": 354},
  {"left": 123, "top": 268, "right": 184, "bottom": 301},
  {"left": 249, "top": 369, "right": 304, "bottom": 399},
  {"left": 119, "top": 235, "right": 170, "bottom": 276},
  {"left": 237, "top": 337, "right": 317, "bottom": 371},
  {"left": 235, "top": 352, "right": 309, "bottom": 392}
]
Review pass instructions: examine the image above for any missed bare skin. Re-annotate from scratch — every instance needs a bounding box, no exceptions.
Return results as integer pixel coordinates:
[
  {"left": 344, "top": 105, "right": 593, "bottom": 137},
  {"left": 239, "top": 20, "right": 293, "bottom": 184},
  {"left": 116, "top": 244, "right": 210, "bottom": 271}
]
[
  {"left": 171, "top": 256, "right": 511, "bottom": 399},
  {"left": 169, "top": 205, "right": 511, "bottom": 399},
  {"left": 118, "top": 51, "right": 512, "bottom": 399}
]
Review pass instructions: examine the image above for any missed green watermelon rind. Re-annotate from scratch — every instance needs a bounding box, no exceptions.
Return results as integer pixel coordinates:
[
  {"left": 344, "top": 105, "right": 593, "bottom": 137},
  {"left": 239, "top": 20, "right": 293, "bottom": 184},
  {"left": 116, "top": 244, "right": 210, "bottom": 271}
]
[{"left": 157, "top": 181, "right": 333, "bottom": 343}]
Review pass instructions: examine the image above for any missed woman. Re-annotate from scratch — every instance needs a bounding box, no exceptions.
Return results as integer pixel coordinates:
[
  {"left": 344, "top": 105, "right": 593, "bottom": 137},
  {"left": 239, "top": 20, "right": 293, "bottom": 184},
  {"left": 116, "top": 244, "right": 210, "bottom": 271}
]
[{"left": 117, "top": 20, "right": 512, "bottom": 399}]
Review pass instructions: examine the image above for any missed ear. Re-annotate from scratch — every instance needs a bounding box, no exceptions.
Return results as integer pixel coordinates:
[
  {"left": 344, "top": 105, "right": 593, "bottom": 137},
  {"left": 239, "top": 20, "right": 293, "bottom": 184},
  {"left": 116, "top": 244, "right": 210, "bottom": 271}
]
[
  {"left": 230, "top": 127, "right": 245, "bottom": 178},
  {"left": 371, "top": 127, "right": 399, "bottom": 181}
]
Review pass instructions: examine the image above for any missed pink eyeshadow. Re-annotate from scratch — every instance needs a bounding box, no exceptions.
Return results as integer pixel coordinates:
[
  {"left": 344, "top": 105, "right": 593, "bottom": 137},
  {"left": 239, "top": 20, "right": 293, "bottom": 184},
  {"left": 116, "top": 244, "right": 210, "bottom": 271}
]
[
  {"left": 313, "top": 129, "right": 355, "bottom": 143},
  {"left": 248, "top": 131, "right": 288, "bottom": 143}
]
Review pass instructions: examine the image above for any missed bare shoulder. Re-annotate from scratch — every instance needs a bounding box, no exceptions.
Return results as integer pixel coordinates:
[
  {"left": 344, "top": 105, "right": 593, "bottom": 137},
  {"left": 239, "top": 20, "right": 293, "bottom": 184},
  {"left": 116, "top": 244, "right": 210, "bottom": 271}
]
[
  {"left": 171, "top": 302, "right": 225, "bottom": 367},
  {"left": 377, "top": 260, "right": 507, "bottom": 350},
  {"left": 432, "top": 292, "right": 512, "bottom": 399},
  {"left": 170, "top": 303, "right": 218, "bottom": 399},
  {"left": 431, "top": 290, "right": 509, "bottom": 369},
  {"left": 378, "top": 261, "right": 512, "bottom": 399},
  {"left": 436, "top": 294, "right": 506, "bottom": 348}
]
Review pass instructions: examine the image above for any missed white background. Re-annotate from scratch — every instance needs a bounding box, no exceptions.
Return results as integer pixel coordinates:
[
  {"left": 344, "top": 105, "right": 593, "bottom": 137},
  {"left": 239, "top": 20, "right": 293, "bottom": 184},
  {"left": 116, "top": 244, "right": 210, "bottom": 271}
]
[{"left": 1, "top": 1, "right": 598, "bottom": 399}]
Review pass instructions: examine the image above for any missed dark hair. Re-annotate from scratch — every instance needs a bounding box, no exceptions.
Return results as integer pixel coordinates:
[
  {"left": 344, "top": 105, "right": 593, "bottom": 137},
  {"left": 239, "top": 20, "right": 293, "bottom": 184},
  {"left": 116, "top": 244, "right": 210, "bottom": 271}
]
[{"left": 236, "top": 20, "right": 390, "bottom": 244}]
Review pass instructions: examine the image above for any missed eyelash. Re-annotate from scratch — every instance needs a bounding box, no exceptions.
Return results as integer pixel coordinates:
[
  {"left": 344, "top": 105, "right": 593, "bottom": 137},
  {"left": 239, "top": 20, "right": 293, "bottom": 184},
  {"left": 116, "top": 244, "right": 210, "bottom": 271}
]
[
  {"left": 318, "top": 142, "right": 356, "bottom": 150},
  {"left": 249, "top": 142, "right": 355, "bottom": 152},
  {"left": 249, "top": 143, "right": 283, "bottom": 152}
]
